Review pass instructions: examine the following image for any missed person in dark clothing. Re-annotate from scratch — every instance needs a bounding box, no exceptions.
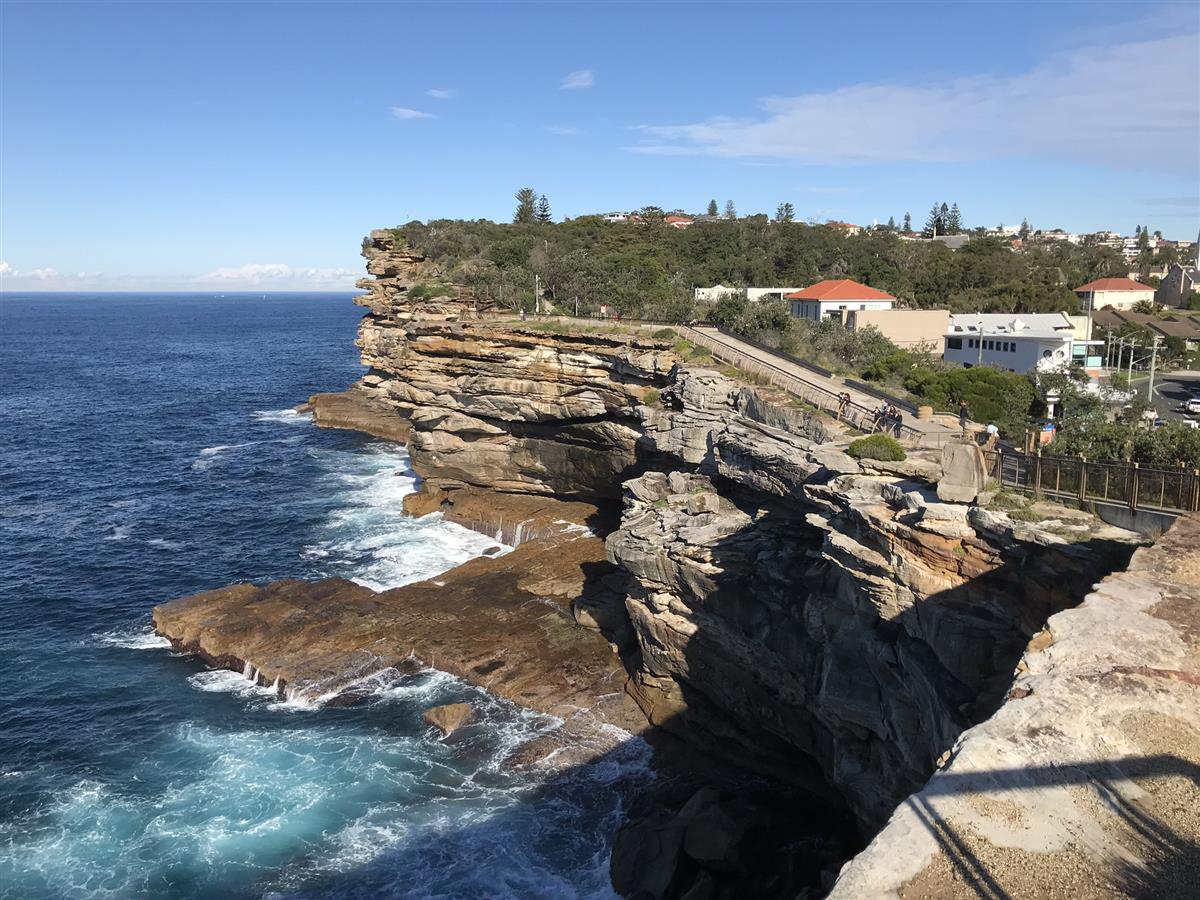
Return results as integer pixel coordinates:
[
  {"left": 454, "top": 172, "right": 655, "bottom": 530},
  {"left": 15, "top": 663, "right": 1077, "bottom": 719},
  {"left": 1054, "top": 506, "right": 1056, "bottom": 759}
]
[{"left": 958, "top": 401, "right": 971, "bottom": 437}]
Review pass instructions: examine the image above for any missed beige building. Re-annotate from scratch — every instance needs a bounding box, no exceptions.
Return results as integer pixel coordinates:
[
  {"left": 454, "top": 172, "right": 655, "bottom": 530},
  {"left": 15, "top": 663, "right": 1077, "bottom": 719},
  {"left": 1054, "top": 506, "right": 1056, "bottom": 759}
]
[
  {"left": 841, "top": 308, "right": 949, "bottom": 350},
  {"left": 1074, "top": 277, "right": 1155, "bottom": 310}
]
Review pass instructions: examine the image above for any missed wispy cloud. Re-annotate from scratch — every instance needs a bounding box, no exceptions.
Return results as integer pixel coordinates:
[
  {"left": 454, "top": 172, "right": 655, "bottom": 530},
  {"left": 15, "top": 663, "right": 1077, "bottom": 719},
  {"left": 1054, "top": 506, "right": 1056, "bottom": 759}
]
[
  {"left": 560, "top": 69, "right": 594, "bottom": 90},
  {"left": 195, "top": 263, "right": 356, "bottom": 287},
  {"left": 389, "top": 106, "right": 435, "bottom": 121},
  {"left": 629, "top": 33, "right": 1199, "bottom": 171},
  {"left": 546, "top": 125, "right": 582, "bottom": 136},
  {"left": 426, "top": 88, "right": 458, "bottom": 100}
]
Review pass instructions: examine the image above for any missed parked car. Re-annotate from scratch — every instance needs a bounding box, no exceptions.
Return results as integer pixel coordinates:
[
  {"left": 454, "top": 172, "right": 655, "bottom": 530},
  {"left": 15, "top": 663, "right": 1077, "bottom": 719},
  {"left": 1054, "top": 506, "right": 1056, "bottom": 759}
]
[{"left": 1187, "top": 398, "right": 1200, "bottom": 414}]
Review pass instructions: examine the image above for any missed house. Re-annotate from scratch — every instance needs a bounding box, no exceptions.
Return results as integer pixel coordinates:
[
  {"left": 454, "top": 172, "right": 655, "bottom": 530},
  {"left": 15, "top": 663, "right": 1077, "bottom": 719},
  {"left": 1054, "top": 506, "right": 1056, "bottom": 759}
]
[
  {"left": 665, "top": 215, "right": 694, "bottom": 230},
  {"left": 1073, "top": 277, "right": 1156, "bottom": 311},
  {"left": 694, "top": 284, "right": 739, "bottom": 303},
  {"left": 842, "top": 308, "right": 950, "bottom": 350},
  {"left": 747, "top": 287, "right": 803, "bottom": 303},
  {"left": 601, "top": 212, "right": 629, "bottom": 223},
  {"left": 1157, "top": 262, "right": 1199, "bottom": 309},
  {"left": 944, "top": 313, "right": 1080, "bottom": 374},
  {"left": 786, "top": 279, "right": 896, "bottom": 321},
  {"left": 825, "top": 221, "right": 862, "bottom": 236}
]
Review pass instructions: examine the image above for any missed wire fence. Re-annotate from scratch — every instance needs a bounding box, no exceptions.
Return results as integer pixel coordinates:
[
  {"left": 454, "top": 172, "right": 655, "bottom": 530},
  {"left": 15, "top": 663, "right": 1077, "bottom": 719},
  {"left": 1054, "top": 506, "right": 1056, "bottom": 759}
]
[{"left": 984, "top": 449, "right": 1200, "bottom": 513}]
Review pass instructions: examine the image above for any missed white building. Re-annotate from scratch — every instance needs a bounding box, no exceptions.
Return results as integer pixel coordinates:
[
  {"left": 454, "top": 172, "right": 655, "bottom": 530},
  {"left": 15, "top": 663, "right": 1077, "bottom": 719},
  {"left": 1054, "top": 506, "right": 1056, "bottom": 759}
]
[
  {"left": 944, "top": 313, "right": 1077, "bottom": 374},
  {"left": 694, "top": 284, "right": 739, "bottom": 303},
  {"left": 747, "top": 286, "right": 803, "bottom": 303},
  {"left": 1074, "top": 277, "right": 1156, "bottom": 310},
  {"left": 786, "top": 279, "right": 896, "bottom": 321},
  {"left": 694, "top": 285, "right": 805, "bottom": 303}
]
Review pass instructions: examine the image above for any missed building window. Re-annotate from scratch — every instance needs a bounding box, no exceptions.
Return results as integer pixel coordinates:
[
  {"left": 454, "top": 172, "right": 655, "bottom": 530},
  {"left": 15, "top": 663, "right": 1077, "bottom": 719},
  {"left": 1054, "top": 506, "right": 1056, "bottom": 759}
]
[{"left": 947, "top": 337, "right": 962, "bottom": 350}]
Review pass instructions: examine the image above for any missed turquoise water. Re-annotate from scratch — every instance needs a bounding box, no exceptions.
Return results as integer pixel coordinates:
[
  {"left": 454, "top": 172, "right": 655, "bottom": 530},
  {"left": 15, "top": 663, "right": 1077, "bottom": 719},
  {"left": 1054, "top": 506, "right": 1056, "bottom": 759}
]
[{"left": 0, "top": 294, "right": 648, "bottom": 899}]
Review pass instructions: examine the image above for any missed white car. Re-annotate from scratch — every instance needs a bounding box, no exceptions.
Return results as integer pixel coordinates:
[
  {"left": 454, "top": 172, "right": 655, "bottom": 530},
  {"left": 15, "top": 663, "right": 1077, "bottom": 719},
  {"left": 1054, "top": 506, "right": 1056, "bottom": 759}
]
[
  {"left": 1187, "top": 399, "right": 1200, "bottom": 414},
  {"left": 1182, "top": 419, "right": 1199, "bottom": 430}
]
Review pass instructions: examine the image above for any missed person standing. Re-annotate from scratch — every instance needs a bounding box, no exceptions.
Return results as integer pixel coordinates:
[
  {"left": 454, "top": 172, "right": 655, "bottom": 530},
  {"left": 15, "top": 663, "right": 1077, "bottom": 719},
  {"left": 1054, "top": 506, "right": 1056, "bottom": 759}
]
[{"left": 958, "top": 400, "right": 971, "bottom": 437}]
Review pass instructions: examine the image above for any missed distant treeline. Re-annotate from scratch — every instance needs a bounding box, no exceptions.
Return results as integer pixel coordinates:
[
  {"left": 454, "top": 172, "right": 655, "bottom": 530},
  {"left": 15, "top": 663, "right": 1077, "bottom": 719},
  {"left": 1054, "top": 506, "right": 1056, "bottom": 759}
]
[{"left": 393, "top": 216, "right": 1127, "bottom": 320}]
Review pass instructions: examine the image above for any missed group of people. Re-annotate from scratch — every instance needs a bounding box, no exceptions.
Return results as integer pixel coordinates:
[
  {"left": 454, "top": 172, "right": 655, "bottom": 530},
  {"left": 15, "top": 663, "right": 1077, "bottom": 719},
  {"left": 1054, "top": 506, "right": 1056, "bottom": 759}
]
[{"left": 871, "top": 401, "right": 902, "bottom": 435}]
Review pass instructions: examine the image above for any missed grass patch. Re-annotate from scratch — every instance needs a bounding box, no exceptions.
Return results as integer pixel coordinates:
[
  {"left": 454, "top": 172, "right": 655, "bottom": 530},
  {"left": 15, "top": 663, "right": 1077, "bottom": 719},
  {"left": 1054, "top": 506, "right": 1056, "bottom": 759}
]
[{"left": 643, "top": 388, "right": 661, "bottom": 407}]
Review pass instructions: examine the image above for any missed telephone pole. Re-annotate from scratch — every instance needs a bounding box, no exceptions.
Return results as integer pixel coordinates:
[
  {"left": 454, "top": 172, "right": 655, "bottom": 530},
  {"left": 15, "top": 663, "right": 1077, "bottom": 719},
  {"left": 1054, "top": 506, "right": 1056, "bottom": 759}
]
[{"left": 1147, "top": 336, "right": 1162, "bottom": 404}]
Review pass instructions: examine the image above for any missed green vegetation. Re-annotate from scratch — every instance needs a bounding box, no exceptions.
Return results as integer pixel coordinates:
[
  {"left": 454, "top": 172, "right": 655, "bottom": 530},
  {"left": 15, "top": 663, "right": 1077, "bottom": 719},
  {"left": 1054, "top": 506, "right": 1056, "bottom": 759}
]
[
  {"left": 392, "top": 215, "right": 1126, "bottom": 320},
  {"left": 643, "top": 388, "right": 661, "bottom": 407},
  {"left": 846, "top": 434, "right": 907, "bottom": 461}
]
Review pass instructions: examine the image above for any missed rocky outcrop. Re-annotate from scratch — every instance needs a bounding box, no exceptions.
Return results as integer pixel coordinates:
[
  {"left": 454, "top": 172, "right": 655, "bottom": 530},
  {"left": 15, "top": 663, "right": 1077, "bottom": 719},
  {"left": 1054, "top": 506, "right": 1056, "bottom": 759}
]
[
  {"left": 423, "top": 702, "right": 473, "bottom": 736},
  {"left": 354, "top": 229, "right": 487, "bottom": 322},
  {"left": 829, "top": 512, "right": 1200, "bottom": 899},
  {"left": 607, "top": 468, "right": 1141, "bottom": 832},
  {"left": 298, "top": 385, "right": 411, "bottom": 443},
  {"left": 154, "top": 513, "right": 648, "bottom": 761}
]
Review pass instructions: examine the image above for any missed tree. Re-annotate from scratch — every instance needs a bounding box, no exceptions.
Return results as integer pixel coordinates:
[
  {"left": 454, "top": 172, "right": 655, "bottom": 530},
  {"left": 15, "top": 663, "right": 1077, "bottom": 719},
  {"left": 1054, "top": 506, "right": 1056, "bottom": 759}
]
[
  {"left": 924, "top": 203, "right": 944, "bottom": 237},
  {"left": 1019, "top": 218, "right": 1031, "bottom": 239},
  {"left": 902, "top": 212, "right": 912, "bottom": 233},
  {"left": 947, "top": 203, "right": 962, "bottom": 234},
  {"left": 776, "top": 202, "right": 795, "bottom": 223},
  {"left": 1135, "top": 225, "right": 1142, "bottom": 236},
  {"left": 724, "top": 199, "right": 737, "bottom": 220},
  {"left": 513, "top": 187, "right": 537, "bottom": 224},
  {"left": 706, "top": 199, "right": 719, "bottom": 217},
  {"left": 535, "top": 194, "right": 552, "bottom": 223},
  {"left": 1138, "top": 228, "right": 1150, "bottom": 250},
  {"left": 886, "top": 216, "right": 896, "bottom": 231}
]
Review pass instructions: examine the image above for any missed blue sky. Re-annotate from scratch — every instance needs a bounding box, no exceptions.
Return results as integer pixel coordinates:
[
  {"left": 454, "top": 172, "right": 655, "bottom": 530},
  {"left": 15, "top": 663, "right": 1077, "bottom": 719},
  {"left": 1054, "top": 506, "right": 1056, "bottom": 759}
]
[{"left": 2, "top": 0, "right": 1197, "bottom": 291}]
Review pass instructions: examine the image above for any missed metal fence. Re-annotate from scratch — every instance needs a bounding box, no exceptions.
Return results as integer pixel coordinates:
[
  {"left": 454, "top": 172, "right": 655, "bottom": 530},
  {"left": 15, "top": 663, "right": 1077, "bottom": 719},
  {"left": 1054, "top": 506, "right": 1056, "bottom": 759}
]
[{"left": 984, "top": 449, "right": 1200, "bottom": 514}]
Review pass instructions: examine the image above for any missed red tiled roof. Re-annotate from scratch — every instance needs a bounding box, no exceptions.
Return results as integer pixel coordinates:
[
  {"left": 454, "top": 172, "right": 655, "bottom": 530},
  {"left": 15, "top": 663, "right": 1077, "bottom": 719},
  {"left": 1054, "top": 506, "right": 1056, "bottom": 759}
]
[
  {"left": 665, "top": 215, "right": 693, "bottom": 223},
  {"left": 1074, "top": 277, "right": 1153, "bottom": 292},
  {"left": 785, "top": 279, "right": 896, "bottom": 301}
]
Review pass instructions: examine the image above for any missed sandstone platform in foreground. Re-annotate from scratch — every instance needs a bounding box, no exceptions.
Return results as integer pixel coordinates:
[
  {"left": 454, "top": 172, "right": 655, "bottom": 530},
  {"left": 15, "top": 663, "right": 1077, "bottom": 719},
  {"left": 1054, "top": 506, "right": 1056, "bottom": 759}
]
[
  {"left": 299, "top": 386, "right": 411, "bottom": 444},
  {"left": 153, "top": 522, "right": 647, "bottom": 763},
  {"left": 829, "top": 513, "right": 1200, "bottom": 900}
]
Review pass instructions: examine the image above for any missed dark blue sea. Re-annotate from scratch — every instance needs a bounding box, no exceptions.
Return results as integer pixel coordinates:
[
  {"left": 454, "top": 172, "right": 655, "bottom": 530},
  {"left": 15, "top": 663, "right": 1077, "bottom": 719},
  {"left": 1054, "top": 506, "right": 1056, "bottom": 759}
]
[{"left": 0, "top": 294, "right": 646, "bottom": 899}]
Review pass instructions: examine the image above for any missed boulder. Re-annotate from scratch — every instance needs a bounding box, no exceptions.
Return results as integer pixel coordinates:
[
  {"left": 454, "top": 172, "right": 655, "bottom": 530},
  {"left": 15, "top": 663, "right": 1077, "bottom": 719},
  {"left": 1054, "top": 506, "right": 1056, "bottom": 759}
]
[
  {"left": 810, "top": 445, "right": 861, "bottom": 476},
  {"left": 936, "top": 441, "right": 987, "bottom": 503},
  {"left": 686, "top": 492, "right": 721, "bottom": 515},
  {"left": 423, "top": 703, "right": 473, "bottom": 736}
]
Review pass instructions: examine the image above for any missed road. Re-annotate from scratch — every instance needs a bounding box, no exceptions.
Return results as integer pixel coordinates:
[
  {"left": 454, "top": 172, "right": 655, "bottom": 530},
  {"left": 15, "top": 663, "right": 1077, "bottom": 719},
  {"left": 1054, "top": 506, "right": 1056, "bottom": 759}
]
[{"left": 1146, "top": 373, "right": 1200, "bottom": 422}]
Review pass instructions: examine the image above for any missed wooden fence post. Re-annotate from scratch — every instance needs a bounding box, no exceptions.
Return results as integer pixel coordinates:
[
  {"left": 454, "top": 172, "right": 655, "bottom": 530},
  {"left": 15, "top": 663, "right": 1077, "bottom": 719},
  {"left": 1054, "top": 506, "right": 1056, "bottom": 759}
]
[
  {"left": 1033, "top": 449, "right": 1043, "bottom": 496},
  {"left": 1129, "top": 462, "right": 1139, "bottom": 513},
  {"left": 1193, "top": 469, "right": 1200, "bottom": 512},
  {"left": 1078, "top": 455, "right": 1087, "bottom": 505}
]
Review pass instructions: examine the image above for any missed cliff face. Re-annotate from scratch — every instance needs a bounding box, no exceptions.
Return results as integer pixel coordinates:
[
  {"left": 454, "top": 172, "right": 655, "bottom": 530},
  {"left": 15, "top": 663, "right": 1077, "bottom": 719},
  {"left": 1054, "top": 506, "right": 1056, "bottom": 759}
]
[{"left": 335, "top": 236, "right": 1141, "bottom": 845}]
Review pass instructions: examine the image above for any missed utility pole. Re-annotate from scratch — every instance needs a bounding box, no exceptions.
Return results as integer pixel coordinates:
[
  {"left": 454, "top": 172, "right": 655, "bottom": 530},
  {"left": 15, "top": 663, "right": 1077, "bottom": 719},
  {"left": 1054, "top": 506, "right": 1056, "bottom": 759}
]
[
  {"left": 534, "top": 274, "right": 540, "bottom": 315},
  {"left": 1147, "top": 336, "right": 1161, "bottom": 404}
]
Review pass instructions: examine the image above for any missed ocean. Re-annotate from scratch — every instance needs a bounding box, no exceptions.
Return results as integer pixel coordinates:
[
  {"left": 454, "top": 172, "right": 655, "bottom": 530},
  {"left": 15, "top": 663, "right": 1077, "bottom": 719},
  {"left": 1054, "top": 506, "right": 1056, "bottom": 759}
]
[{"left": 0, "top": 293, "right": 648, "bottom": 899}]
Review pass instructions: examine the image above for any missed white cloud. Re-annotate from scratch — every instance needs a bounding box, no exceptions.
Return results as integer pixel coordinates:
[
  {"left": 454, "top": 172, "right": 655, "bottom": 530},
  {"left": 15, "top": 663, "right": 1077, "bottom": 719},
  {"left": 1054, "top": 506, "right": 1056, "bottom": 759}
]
[
  {"left": 390, "top": 106, "right": 435, "bottom": 120},
  {"left": 560, "top": 69, "right": 594, "bottom": 90},
  {"left": 546, "top": 125, "right": 582, "bottom": 136},
  {"left": 425, "top": 88, "right": 458, "bottom": 100},
  {"left": 0, "top": 261, "right": 60, "bottom": 281},
  {"left": 195, "top": 263, "right": 357, "bottom": 288},
  {"left": 629, "top": 33, "right": 1199, "bottom": 171}
]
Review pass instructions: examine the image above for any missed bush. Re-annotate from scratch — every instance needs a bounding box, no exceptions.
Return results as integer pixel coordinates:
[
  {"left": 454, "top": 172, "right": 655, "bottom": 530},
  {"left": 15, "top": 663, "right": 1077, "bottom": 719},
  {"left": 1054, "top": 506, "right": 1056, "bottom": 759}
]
[{"left": 847, "top": 434, "right": 907, "bottom": 461}]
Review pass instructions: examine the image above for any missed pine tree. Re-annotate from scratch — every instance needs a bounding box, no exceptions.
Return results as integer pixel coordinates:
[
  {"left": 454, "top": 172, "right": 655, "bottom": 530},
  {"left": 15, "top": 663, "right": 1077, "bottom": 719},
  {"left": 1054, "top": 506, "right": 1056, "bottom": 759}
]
[
  {"left": 887, "top": 216, "right": 896, "bottom": 231},
  {"left": 1134, "top": 225, "right": 1142, "bottom": 236},
  {"left": 776, "top": 202, "right": 794, "bottom": 223},
  {"left": 1019, "top": 218, "right": 1030, "bottom": 239},
  {"left": 724, "top": 199, "right": 737, "bottom": 219},
  {"left": 902, "top": 212, "right": 912, "bottom": 233},
  {"left": 513, "top": 187, "right": 537, "bottom": 224},
  {"left": 924, "top": 203, "right": 944, "bottom": 237},
  {"left": 947, "top": 203, "right": 962, "bottom": 234},
  {"left": 535, "top": 195, "right": 552, "bottom": 223},
  {"left": 707, "top": 199, "right": 719, "bottom": 217}
]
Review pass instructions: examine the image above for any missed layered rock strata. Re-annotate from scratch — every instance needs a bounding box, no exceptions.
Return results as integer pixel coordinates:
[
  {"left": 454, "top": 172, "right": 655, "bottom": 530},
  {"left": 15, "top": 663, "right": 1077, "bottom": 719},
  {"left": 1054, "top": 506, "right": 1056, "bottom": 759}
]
[
  {"left": 830, "top": 512, "right": 1200, "bottom": 899},
  {"left": 606, "top": 467, "right": 1140, "bottom": 833}
]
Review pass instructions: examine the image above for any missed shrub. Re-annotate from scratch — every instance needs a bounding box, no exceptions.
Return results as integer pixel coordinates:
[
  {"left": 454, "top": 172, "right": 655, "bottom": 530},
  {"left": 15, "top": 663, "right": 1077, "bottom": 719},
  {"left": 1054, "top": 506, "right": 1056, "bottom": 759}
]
[
  {"left": 846, "top": 434, "right": 907, "bottom": 461},
  {"left": 652, "top": 327, "right": 677, "bottom": 340}
]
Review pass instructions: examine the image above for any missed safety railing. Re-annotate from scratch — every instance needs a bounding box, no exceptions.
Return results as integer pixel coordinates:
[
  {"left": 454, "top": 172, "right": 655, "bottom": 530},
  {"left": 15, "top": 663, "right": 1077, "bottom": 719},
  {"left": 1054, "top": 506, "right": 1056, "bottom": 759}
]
[{"left": 984, "top": 449, "right": 1200, "bottom": 514}]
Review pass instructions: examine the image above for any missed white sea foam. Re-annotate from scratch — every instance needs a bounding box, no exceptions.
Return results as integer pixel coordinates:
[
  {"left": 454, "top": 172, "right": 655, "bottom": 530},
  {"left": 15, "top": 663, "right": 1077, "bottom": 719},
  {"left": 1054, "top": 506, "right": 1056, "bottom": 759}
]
[
  {"left": 105, "top": 524, "right": 132, "bottom": 541},
  {"left": 91, "top": 627, "right": 171, "bottom": 651},
  {"left": 253, "top": 408, "right": 312, "bottom": 424},
  {"left": 190, "top": 441, "right": 259, "bottom": 471},
  {"left": 302, "top": 443, "right": 509, "bottom": 591},
  {"left": 147, "top": 537, "right": 186, "bottom": 551}
]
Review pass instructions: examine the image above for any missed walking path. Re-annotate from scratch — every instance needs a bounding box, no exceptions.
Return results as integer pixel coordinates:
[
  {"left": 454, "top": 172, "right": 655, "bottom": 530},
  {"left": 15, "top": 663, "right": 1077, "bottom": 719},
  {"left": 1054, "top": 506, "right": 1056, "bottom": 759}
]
[{"left": 675, "top": 325, "right": 958, "bottom": 447}]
